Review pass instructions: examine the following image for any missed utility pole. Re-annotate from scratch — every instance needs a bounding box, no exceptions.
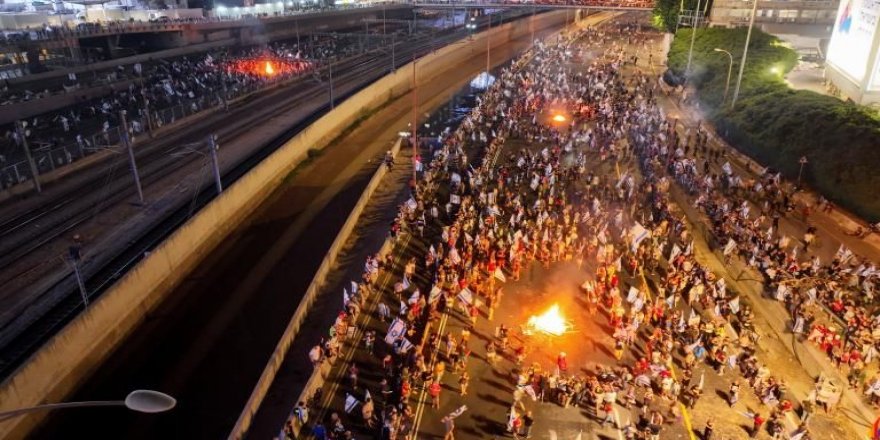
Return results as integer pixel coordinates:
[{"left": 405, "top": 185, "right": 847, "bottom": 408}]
[
  {"left": 391, "top": 34, "right": 396, "bottom": 72},
  {"left": 119, "top": 110, "right": 144, "bottom": 205},
  {"left": 68, "top": 241, "right": 88, "bottom": 307},
  {"left": 731, "top": 0, "right": 759, "bottom": 108},
  {"left": 382, "top": 2, "right": 386, "bottom": 35},
  {"left": 328, "top": 61, "right": 335, "bottom": 109},
  {"left": 295, "top": 20, "right": 300, "bottom": 49},
  {"left": 486, "top": 13, "right": 491, "bottom": 79},
  {"left": 411, "top": 55, "right": 418, "bottom": 182},
  {"left": 207, "top": 135, "right": 222, "bottom": 195},
  {"left": 531, "top": 4, "right": 536, "bottom": 43},
  {"left": 684, "top": 0, "right": 702, "bottom": 80},
  {"left": 16, "top": 120, "right": 41, "bottom": 193}
]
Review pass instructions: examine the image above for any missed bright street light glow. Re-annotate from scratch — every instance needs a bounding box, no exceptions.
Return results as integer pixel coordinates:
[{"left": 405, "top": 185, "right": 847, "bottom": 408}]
[{"left": 552, "top": 114, "right": 566, "bottom": 123}]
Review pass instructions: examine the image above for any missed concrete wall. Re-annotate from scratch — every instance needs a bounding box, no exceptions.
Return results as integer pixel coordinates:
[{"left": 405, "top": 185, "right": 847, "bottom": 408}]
[{"left": 0, "top": 10, "right": 569, "bottom": 440}]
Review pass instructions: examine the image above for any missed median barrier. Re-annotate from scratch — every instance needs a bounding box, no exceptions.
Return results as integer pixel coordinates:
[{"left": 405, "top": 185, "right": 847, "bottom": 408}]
[{"left": 0, "top": 11, "right": 570, "bottom": 440}]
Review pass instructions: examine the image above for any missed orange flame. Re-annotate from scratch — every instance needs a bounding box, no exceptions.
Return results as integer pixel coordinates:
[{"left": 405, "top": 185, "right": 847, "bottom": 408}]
[
  {"left": 264, "top": 61, "right": 275, "bottom": 76},
  {"left": 526, "top": 304, "right": 569, "bottom": 336},
  {"left": 552, "top": 114, "right": 567, "bottom": 123}
]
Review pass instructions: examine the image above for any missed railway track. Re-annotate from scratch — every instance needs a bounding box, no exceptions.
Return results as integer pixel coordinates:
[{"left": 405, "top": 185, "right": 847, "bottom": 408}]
[{"left": 0, "top": 10, "right": 533, "bottom": 380}]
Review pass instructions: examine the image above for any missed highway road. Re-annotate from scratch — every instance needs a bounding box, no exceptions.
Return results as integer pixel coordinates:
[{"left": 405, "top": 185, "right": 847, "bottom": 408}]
[{"left": 29, "top": 14, "right": 562, "bottom": 440}]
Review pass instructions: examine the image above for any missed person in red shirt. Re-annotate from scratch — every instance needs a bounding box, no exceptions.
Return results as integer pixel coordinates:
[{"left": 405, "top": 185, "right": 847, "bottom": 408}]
[
  {"left": 429, "top": 381, "right": 442, "bottom": 409},
  {"left": 557, "top": 352, "right": 568, "bottom": 374},
  {"left": 751, "top": 413, "right": 765, "bottom": 438}
]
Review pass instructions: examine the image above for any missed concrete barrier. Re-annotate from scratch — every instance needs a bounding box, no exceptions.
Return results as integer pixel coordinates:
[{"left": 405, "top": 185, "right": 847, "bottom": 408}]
[{"left": 0, "top": 11, "right": 570, "bottom": 440}]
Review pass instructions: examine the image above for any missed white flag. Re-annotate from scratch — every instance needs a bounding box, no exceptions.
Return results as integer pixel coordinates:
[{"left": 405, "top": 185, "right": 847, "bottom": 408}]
[
  {"left": 669, "top": 244, "right": 682, "bottom": 261},
  {"left": 408, "top": 289, "right": 421, "bottom": 304},
  {"left": 457, "top": 287, "right": 474, "bottom": 306},
  {"left": 344, "top": 394, "right": 359, "bottom": 413},
  {"left": 429, "top": 285, "right": 443, "bottom": 303},
  {"left": 630, "top": 222, "right": 650, "bottom": 252},
  {"left": 402, "top": 275, "right": 411, "bottom": 290},
  {"left": 494, "top": 268, "right": 507, "bottom": 282},
  {"left": 365, "top": 389, "right": 372, "bottom": 402},
  {"left": 723, "top": 238, "right": 737, "bottom": 256},
  {"left": 343, "top": 288, "right": 350, "bottom": 306},
  {"left": 728, "top": 296, "right": 740, "bottom": 314},
  {"left": 351, "top": 281, "right": 359, "bottom": 294}
]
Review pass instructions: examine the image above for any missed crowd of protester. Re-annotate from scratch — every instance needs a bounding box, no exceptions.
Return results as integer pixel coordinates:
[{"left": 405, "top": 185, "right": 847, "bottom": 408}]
[
  {"left": 278, "top": 13, "right": 880, "bottom": 440},
  {"left": 0, "top": 34, "right": 365, "bottom": 177}
]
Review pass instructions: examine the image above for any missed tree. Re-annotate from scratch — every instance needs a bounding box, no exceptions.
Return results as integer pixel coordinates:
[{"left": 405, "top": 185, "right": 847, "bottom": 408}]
[{"left": 653, "top": 0, "right": 680, "bottom": 33}]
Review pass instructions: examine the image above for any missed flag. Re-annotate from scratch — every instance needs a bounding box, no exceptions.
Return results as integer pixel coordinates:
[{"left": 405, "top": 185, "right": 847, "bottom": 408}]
[
  {"left": 449, "top": 248, "right": 462, "bottom": 265},
  {"left": 729, "top": 296, "right": 740, "bottom": 314},
  {"left": 408, "top": 289, "right": 421, "bottom": 304},
  {"left": 722, "top": 161, "right": 733, "bottom": 175},
  {"left": 630, "top": 222, "right": 650, "bottom": 252},
  {"left": 351, "top": 281, "right": 358, "bottom": 294},
  {"left": 450, "top": 194, "right": 461, "bottom": 204},
  {"left": 429, "top": 285, "right": 443, "bottom": 303},
  {"left": 688, "top": 308, "right": 700, "bottom": 325},
  {"left": 365, "top": 389, "right": 372, "bottom": 402},
  {"left": 494, "top": 268, "right": 507, "bottom": 282},
  {"left": 343, "top": 288, "right": 350, "bottom": 306},
  {"left": 429, "top": 245, "right": 436, "bottom": 257},
  {"left": 447, "top": 405, "right": 468, "bottom": 419},
  {"left": 385, "top": 318, "right": 407, "bottom": 344},
  {"left": 669, "top": 244, "right": 681, "bottom": 261},
  {"left": 626, "top": 286, "right": 639, "bottom": 303},
  {"left": 344, "top": 394, "right": 359, "bottom": 413},
  {"left": 723, "top": 238, "right": 737, "bottom": 256},
  {"left": 402, "top": 275, "right": 411, "bottom": 290},
  {"left": 698, "top": 372, "right": 705, "bottom": 389},
  {"left": 457, "top": 287, "right": 474, "bottom": 306}
]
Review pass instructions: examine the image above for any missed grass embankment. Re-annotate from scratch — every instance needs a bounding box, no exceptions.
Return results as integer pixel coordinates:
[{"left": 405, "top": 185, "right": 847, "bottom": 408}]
[{"left": 666, "top": 28, "right": 880, "bottom": 220}]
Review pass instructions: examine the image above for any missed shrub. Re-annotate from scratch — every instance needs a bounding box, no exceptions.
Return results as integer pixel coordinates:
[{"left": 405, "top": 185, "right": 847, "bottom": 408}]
[{"left": 668, "top": 28, "right": 880, "bottom": 220}]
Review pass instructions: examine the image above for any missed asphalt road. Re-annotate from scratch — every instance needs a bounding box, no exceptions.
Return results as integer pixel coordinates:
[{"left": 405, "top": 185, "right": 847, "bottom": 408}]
[{"left": 31, "top": 23, "right": 559, "bottom": 440}]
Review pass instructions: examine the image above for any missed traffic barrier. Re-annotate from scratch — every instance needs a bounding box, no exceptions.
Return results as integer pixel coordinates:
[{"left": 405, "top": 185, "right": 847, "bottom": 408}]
[{"left": 0, "top": 10, "right": 570, "bottom": 440}]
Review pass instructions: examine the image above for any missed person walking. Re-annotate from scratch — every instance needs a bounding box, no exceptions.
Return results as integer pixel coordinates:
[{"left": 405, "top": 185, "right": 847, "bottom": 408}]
[
  {"left": 751, "top": 412, "right": 765, "bottom": 438},
  {"left": 430, "top": 381, "right": 442, "bottom": 409},
  {"left": 520, "top": 411, "right": 534, "bottom": 439},
  {"left": 728, "top": 380, "right": 740, "bottom": 407},
  {"left": 459, "top": 371, "right": 470, "bottom": 396},
  {"left": 442, "top": 414, "right": 455, "bottom": 440}
]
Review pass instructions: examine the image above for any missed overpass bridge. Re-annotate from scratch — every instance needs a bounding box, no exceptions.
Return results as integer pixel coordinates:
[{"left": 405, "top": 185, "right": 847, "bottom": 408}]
[{"left": 409, "top": 0, "right": 654, "bottom": 10}]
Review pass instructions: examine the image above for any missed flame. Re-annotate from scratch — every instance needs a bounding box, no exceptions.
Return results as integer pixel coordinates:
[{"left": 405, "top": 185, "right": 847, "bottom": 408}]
[
  {"left": 526, "top": 304, "right": 569, "bottom": 336},
  {"left": 264, "top": 61, "right": 275, "bottom": 76},
  {"left": 552, "top": 114, "right": 567, "bottom": 123}
]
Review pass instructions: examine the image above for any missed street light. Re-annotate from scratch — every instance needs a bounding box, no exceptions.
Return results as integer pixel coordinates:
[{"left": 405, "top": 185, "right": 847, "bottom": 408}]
[
  {"left": 713, "top": 48, "right": 733, "bottom": 105},
  {"left": 0, "top": 390, "right": 176, "bottom": 421},
  {"left": 731, "top": 0, "right": 759, "bottom": 108},
  {"left": 684, "top": 0, "right": 703, "bottom": 81}
]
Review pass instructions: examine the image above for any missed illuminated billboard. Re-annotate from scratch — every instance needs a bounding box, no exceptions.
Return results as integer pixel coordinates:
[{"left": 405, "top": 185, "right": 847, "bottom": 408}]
[{"left": 826, "top": 0, "right": 880, "bottom": 82}]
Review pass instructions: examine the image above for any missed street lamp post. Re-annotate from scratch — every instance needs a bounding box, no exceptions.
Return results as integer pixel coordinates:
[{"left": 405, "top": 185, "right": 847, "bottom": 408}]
[
  {"left": 411, "top": 55, "right": 418, "bottom": 183},
  {"left": 797, "top": 156, "right": 808, "bottom": 187},
  {"left": 731, "top": 0, "right": 759, "bottom": 108},
  {"left": 713, "top": 48, "right": 733, "bottom": 105},
  {"left": 684, "top": 0, "right": 703, "bottom": 80},
  {"left": 0, "top": 390, "right": 176, "bottom": 421}
]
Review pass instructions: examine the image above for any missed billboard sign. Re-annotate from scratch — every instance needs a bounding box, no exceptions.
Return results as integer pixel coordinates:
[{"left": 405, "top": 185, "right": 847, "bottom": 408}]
[{"left": 827, "top": 0, "right": 880, "bottom": 82}]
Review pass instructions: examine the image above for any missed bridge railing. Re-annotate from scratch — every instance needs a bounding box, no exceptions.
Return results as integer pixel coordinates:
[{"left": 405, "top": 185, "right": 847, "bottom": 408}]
[{"left": 406, "top": 0, "right": 654, "bottom": 8}]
